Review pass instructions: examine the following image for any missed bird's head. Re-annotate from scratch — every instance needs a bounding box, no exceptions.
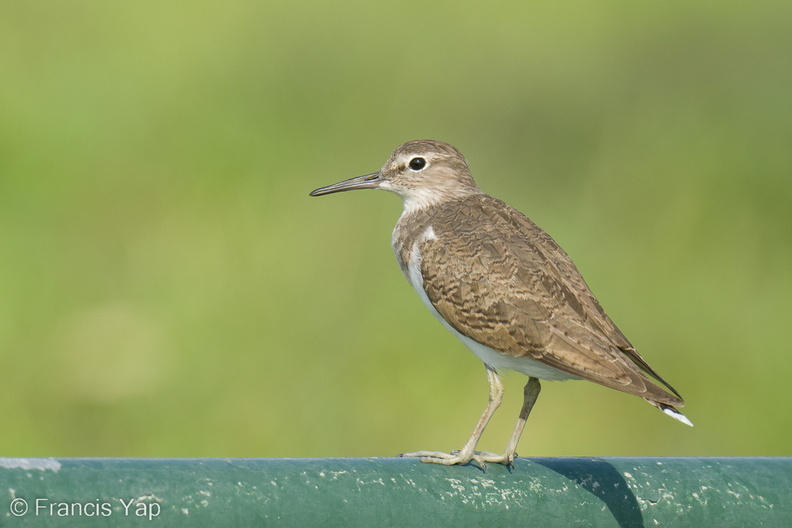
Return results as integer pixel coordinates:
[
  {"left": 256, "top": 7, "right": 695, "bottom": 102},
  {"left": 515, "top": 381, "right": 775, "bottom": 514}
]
[{"left": 310, "top": 140, "right": 480, "bottom": 212}]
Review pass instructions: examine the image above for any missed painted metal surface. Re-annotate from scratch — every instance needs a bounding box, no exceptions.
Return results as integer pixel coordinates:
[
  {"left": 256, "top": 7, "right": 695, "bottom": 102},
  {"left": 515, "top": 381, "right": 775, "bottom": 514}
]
[{"left": 1, "top": 457, "right": 789, "bottom": 527}]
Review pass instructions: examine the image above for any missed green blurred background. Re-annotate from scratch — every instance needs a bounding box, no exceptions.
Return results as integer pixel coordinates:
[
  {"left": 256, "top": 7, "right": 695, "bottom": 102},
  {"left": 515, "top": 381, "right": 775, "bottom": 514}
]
[{"left": 1, "top": 1, "right": 790, "bottom": 458}]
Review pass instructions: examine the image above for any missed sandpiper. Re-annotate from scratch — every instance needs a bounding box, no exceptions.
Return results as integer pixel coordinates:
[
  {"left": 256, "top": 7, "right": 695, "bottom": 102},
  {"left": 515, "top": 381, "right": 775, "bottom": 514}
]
[{"left": 310, "top": 140, "right": 691, "bottom": 467}]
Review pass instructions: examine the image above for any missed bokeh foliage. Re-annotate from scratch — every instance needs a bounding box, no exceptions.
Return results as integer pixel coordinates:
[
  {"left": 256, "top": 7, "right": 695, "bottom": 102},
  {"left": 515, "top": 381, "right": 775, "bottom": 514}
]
[{"left": 1, "top": 1, "right": 790, "bottom": 457}]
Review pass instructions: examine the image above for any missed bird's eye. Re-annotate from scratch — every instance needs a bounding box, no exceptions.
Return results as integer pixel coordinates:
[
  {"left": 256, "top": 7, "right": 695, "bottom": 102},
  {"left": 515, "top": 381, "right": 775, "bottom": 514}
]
[{"left": 408, "top": 157, "right": 426, "bottom": 171}]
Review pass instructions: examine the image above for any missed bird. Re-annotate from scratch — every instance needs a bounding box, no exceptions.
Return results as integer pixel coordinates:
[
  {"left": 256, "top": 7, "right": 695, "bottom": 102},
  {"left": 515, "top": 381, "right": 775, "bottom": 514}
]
[{"left": 309, "top": 139, "right": 691, "bottom": 468}]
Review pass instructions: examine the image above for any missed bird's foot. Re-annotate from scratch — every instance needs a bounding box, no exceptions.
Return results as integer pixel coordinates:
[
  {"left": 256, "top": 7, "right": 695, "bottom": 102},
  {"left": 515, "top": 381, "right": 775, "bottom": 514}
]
[
  {"left": 473, "top": 450, "right": 517, "bottom": 468},
  {"left": 399, "top": 449, "right": 515, "bottom": 469},
  {"left": 399, "top": 450, "right": 471, "bottom": 466}
]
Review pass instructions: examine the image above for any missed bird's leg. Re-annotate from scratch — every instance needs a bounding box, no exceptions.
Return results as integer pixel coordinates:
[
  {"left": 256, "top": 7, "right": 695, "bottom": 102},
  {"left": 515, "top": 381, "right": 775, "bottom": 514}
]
[
  {"left": 477, "top": 376, "right": 541, "bottom": 466},
  {"left": 400, "top": 366, "right": 503, "bottom": 467}
]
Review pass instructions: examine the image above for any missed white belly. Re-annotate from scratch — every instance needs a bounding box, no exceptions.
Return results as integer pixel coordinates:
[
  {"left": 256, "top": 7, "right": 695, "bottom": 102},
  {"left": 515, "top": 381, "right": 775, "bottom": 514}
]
[{"left": 402, "top": 229, "right": 579, "bottom": 381}]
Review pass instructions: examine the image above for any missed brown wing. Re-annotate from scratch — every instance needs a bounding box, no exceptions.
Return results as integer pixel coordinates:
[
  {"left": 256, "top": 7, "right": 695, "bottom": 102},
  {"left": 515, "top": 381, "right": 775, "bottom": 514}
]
[{"left": 419, "top": 195, "right": 683, "bottom": 406}]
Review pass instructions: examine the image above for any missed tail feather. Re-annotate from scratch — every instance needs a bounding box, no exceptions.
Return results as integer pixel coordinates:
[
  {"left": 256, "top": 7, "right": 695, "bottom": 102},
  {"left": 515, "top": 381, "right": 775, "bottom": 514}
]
[{"left": 652, "top": 401, "right": 694, "bottom": 427}]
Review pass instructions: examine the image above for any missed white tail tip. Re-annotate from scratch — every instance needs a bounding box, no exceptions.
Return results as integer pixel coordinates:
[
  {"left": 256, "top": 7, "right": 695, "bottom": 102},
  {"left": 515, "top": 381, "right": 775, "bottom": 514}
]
[{"left": 663, "top": 407, "right": 694, "bottom": 427}]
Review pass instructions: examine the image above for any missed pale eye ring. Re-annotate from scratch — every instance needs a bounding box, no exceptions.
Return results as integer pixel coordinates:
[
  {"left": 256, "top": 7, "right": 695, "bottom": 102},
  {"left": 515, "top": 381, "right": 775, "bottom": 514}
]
[{"left": 408, "top": 157, "right": 426, "bottom": 171}]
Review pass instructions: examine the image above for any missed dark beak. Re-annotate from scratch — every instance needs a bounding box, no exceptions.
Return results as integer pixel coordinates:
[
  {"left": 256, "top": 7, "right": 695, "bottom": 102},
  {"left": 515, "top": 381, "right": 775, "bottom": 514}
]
[{"left": 309, "top": 172, "right": 382, "bottom": 197}]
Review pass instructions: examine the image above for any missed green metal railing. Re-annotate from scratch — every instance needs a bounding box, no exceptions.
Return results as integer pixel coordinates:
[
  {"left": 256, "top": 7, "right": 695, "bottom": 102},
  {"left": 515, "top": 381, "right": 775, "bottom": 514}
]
[{"left": 1, "top": 457, "right": 789, "bottom": 526}]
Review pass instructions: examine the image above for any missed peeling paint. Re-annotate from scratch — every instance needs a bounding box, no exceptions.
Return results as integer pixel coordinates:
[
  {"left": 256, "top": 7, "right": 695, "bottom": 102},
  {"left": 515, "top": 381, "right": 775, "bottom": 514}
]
[
  {"left": 0, "top": 458, "right": 61, "bottom": 472},
  {"left": 135, "top": 493, "right": 164, "bottom": 503}
]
